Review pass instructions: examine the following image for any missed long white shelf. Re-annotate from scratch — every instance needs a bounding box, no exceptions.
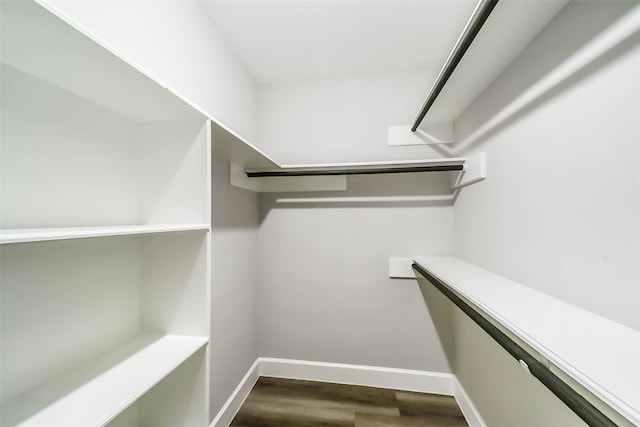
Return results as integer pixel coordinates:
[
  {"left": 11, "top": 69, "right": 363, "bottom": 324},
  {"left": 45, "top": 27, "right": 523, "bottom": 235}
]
[
  {"left": 278, "top": 158, "right": 466, "bottom": 170},
  {"left": 413, "top": 256, "right": 640, "bottom": 425},
  {"left": 0, "top": 224, "right": 210, "bottom": 245},
  {"left": 246, "top": 157, "right": 466, "bottom": 175},
  {"left": 0, "top": 334, "right": 208, "bottom": 427}
]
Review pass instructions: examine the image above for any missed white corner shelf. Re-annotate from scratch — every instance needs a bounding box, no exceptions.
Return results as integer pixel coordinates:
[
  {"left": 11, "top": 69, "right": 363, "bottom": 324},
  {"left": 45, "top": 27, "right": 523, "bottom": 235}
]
[
  {"left": 413, "top": 256, "right": 640, "bottom": 425},
  {"left": 231, "top": 156, "right": 486, "bottom": 195},
  {"left": 0, "top": 224, "right": 211, "bottom": 245},
  {"left": 0, "top": 334, "right": 208, "bottom": 427},
  {"left": 274, "top": 158, "right": 465, "bottom": 171}
]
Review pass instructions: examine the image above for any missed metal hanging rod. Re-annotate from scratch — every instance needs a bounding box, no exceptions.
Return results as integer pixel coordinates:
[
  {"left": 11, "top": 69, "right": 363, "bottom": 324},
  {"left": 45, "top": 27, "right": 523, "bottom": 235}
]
[
  {"left": 246, "top": 164, "right": 463, "bottom": 178},
  {"left": 412, "top": 262, "right": 618, "bottom": 427},
  {"left": 412, "top": 0, "right": 499, "bottom": 132}
]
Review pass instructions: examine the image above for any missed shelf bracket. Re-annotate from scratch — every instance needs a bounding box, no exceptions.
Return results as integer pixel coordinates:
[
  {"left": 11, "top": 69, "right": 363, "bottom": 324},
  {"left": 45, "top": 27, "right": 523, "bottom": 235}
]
[
  {"left": 230, "top": 163, "right": 347, "bottom": 192},
  {"left": 452, "top": 152, "right": 486, "bottom": 190},
  {"left": 388, "top": 125, "right": 453, "bottom": 146}
]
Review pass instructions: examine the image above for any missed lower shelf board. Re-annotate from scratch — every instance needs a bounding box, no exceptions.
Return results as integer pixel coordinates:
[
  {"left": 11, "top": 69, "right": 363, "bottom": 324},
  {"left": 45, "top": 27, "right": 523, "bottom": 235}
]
[
  {"left": 1, "top": 334, "right": 208, "bottom": 427},
  {"left": 413, "top": 256, "right": 640, "bottom": 425}
]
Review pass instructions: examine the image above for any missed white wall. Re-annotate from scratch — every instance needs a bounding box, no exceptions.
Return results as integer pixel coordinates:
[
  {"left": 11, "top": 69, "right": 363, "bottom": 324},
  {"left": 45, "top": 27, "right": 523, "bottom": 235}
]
[
  {"left": 257, "top": 192, "right": 454, "bottom": 372},
  {"left": 258, "top": 70, "right": 442, "bottom": 164},
  {"left": 255, "top": 70, "right": 458, "bottom": 373},
  {"left": 210, "top": 159, "right": 260, "bottom": 418},
  {"left": 43, "top": 0, "right": 258, "bottom": 141},
  {"left": 450, "top": 2, "right": 640, "bottom": 425},
  {"left": 455, "top": 0, "right": 640, "bottom": 334}
]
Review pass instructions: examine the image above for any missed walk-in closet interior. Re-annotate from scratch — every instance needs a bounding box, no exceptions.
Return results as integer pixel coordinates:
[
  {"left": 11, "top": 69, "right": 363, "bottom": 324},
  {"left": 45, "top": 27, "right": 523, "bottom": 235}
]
[{"left": 1, "top": 0, "right": 639, "bottom": 426}]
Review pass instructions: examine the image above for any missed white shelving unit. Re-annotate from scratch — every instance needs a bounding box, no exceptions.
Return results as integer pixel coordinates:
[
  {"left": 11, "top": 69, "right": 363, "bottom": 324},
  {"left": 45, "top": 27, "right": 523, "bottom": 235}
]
[
  {"left": 413, "top": 257, "right": 640, "bottom": 426},
  {"left": 1, "top": 1, "right": 211, "bottom": 426}
]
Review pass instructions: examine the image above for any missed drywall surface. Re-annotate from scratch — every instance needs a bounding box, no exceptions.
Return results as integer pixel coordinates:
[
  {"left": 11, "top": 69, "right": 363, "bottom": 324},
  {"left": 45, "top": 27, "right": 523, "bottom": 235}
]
[
  {"left": 42, "top": 0, "right": 258, "bottom": 141},
  {"left": 455, "top": 0, "right": 640, "bottom": 333},
  {"left": 452, "top": 2, "right": 640, "bottom": 425},
  {"left": 255, "top": 69, "right": 457, "bottom": 373},
  {"left": 257, "top": 175, "right": 455, "bottom": 372},
  {"left": 210, "top": 159, "right": 259, "bottom": 418},
  {"left": 257, "top": 70, "right": 443, "bottom": 164}
]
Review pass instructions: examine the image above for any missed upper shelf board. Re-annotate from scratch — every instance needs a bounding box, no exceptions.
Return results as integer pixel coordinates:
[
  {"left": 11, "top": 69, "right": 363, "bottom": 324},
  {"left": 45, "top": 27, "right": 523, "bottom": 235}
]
[
  {"left": 0, "top": 0, "right": 204, "bottom": 123},
  {"left": 0, "top": 224, "right": 210, "bottom": 245},
  {"left": 413, "top": 256, "right": 640, "bottom": 426},
  {"left": 416, "top": 0, "right": 568, "bottom": 132}
]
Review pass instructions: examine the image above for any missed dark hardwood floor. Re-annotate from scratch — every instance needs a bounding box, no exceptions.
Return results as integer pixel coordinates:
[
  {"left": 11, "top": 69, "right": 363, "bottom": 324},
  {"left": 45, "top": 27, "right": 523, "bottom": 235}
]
[{"left": 230, "top": 377, "right": 469, "bottom": 427}]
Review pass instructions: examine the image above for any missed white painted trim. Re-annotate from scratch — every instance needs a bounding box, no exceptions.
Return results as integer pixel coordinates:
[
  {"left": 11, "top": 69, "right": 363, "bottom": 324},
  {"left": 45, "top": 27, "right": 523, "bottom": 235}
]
[
  {"left": 210, "top": 358, "right": 456, "bottom": 427},
  {"left": 454, "top": 378, "right": 487, "bottom": 427},
  {"left": 210, "top": 359, "right": 260, "bottom": 427},
  {"left": 258, "top": 358, "right": 454, "bottom": 395}
]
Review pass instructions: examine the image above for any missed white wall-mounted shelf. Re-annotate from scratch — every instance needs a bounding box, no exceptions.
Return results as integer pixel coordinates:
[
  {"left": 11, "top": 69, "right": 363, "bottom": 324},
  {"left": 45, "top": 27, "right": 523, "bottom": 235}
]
[
  {"left": 231, "top": 155, "right": 485, "bottom": 195},
  {"left": 414, "top": 1, "right": 640, "bottom": 154},
  {"left": 413, "top": 256, "right": 640, "bottom": 426},
  {"left": 0, "top": 224, "right": 210, "bottom": 245},
  {"left": 0, "top": 334, "right": 207, "bottom": 427},
  {"left": 415, "top": 1, "right": 568, "bottom": 140},
  {"left": 271, "top": 158, "right": 465, "bottom": 172}
]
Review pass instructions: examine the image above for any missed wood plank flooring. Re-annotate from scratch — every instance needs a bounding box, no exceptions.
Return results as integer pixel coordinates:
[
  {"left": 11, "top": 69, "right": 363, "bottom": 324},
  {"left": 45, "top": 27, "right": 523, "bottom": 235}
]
[{"left": 230, "top": 377, "right": 468, "bottom": 427}]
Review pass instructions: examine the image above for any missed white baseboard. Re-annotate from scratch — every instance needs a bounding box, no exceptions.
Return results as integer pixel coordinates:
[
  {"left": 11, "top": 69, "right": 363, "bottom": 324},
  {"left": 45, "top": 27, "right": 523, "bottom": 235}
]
[
  {"left": 258, "top": 357, "right": 454, "bottom": 395},
  {"left": 211, "top": 357, "right": 455, "bottom": 427},
  {"left": 454, "top": 378, "right": 487, "bottom": 427},
  {"left": 210, "top": 359, "right": 260, "bottom": 427}
]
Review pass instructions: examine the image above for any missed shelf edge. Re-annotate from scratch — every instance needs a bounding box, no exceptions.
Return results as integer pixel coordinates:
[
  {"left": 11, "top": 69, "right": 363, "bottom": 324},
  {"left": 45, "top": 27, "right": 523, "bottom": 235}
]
[{"left": 0, "top": 224, "right": 211, "bottom": 245}]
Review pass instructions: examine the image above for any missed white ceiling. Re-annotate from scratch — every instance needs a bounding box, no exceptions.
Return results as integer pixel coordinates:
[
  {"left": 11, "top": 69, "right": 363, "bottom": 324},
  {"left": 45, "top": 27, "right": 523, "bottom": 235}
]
[{"left": 199, "top": 0, "right": 479, "bottom": 84}]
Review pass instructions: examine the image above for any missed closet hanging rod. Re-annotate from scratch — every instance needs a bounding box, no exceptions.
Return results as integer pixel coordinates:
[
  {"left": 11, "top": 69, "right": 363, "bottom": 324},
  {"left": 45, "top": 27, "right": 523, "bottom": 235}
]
[
  {"left": 246, "top": 164, "right": 463, "bottom": 178},
  {"left": 411, "top": 262, "right": 618, "bottom": 427},
  {"left": 411, "top": 0, "right": 499, "bottom": 132}
]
